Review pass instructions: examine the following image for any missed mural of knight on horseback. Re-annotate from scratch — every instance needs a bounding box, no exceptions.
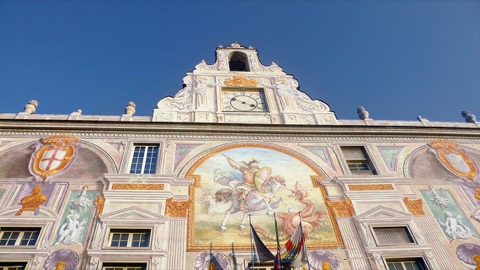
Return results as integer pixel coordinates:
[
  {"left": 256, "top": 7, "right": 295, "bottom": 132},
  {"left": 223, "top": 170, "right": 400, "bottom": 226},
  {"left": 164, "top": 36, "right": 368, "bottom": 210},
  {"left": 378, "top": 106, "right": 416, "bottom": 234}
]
[
  {"left": 195, "top": 147, "right": 336, "bottom": 248},
  {"left": 213, "top": 154, "right": 291, "bottom": 231}
]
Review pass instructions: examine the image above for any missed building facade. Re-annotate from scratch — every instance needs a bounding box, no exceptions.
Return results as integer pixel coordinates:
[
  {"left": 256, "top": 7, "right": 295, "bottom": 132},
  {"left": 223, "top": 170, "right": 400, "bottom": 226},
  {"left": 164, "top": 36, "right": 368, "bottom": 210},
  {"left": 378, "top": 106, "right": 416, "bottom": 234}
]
[{"left": 1, "top": 43, "right": 480, "bottom": 270}]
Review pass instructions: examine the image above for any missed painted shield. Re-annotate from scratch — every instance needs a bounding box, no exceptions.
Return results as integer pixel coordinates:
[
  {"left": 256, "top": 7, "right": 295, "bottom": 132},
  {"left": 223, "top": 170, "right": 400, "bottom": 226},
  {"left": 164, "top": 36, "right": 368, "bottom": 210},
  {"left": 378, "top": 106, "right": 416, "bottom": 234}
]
[
  {"left": 429, "top": 140, "right": 478, "bottom": 180},
  {"left": 438, "top": 149, "right": 477, "bottom": 180},
  {"left": 254, "top": 166, "right": 272, "bottom": 193},
  {"left": 31, "top": 135, "right": 79, "bottom": 179}
]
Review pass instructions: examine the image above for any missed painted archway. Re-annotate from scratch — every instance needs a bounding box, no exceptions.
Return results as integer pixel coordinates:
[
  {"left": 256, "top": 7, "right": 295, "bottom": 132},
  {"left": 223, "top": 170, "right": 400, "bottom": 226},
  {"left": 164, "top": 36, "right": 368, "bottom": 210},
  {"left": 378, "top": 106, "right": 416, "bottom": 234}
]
[{"left": 185, "top": 143, "right": 342, "bottom": 250}]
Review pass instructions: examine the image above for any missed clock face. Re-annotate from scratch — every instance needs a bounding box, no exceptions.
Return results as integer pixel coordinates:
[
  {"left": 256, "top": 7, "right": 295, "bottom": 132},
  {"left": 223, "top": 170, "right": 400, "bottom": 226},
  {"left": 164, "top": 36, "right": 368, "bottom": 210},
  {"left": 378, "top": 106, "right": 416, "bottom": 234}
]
[{"left": 222, "top": 89, "right": 268, "bottom": 112}]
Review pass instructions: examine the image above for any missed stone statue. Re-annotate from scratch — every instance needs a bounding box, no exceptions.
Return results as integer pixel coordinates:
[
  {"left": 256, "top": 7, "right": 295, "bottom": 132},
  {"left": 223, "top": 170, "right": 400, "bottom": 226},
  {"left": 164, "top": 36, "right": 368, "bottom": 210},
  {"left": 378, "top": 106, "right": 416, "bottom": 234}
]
[{"left": 16, "top": 186, "right": 47, "bottom": 215}]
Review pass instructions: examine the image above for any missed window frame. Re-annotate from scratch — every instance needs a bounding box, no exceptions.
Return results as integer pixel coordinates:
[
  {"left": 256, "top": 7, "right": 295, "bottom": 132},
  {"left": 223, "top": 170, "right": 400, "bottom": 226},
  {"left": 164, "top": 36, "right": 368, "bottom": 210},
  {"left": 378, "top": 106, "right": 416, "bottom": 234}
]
[
  {"left": 385, "top": 257, "right": 429, "bottom": 270},
  {"left": 106, "top": 228, "right": 151, "bottom": 249},
  {"left": 0, "top": 262, "right": 28, "bottom": 270},
  {"left": 340, "top": 146, "right": 378, "bottom": 175},
  {"left": 101, "top": 262, "right": 148, "bottom": 270},
  {"left": 371, "top": 226, "right": 416, "bottom": 246},
  {"left": 129, "top": 144, "right": 159, "bottom": 174},
  {"left": 0, "top": 227, "right": 41, "bottom": 248}
]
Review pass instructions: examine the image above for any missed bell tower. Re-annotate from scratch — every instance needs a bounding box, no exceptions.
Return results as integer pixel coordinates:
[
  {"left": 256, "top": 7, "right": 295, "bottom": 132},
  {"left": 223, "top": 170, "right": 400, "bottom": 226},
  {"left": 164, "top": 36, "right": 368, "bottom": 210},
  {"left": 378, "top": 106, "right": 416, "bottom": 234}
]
[{"left": 153, "top": 42, "right": 337, "bottom": 125}]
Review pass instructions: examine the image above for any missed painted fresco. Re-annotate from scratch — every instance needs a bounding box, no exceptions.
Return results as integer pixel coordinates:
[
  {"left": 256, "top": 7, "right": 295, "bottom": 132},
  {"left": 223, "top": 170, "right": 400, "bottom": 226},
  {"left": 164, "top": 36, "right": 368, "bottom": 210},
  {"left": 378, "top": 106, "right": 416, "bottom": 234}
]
[
  {"left": 304, "top": 146, "right": 334, "bottom": 169},
  {"left": 54, "top": 187, "right": 97, "bottom": 245},
  {"left": 411, "top": 141, "right": 480, "bottom": 207},
  {"left": 421, "top": 188, "right": 478, "bottom": 241},
  {"left": 191, "top": 146, "right": 338, "bottom": 249},
  {"left": 377, "top": 146, "right": 404, "bottom": 171}
]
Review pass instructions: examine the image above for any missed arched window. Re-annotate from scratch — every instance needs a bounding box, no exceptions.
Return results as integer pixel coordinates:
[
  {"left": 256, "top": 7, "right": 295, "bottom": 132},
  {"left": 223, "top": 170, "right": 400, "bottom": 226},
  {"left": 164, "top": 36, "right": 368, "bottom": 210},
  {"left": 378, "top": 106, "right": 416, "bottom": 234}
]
[{"left": 228, "top": 52, "right": 250, "bottom": 71}]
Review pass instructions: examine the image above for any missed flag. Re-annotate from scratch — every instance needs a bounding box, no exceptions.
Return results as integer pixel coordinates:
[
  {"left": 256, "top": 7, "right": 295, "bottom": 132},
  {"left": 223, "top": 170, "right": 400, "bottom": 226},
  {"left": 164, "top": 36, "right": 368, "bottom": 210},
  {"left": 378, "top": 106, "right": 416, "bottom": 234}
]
[
  {"left": 209, "top": 243, "right": 224, "bottom": 270},
  {"left": 250, "top": 223, "right": 275, "bottom": 262},
  {"left": 280, "top": 221, "right": 308, "bottom": 268}
]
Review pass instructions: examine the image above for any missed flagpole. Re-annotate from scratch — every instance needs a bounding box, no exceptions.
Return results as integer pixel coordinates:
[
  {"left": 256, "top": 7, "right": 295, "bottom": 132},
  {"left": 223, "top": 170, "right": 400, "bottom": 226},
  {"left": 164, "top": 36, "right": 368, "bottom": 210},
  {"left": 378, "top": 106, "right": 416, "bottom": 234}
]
[
  {"left": 231, "top": 242, "right": 238, "bottom": 270},
  {"left": 298, "top": 212, "right": 311, "bottom": 270},
  {"left": 249, "top": 214, "right": 255, "bottom": 270},
  {"left": 274, "top": 212, "right": 281, "bottom": 270}
]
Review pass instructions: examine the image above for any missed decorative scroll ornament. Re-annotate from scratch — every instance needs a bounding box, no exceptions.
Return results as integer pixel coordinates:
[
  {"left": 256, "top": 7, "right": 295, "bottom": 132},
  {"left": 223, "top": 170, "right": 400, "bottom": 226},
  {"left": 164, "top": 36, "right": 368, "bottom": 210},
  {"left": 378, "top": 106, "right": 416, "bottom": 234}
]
[
  {"left": 30, "top": 135, "right": 79, "bottom": 180},
  {"left": 112, "top": 183, "right": 164, "bottom": 190},
  {"left": 166, "top": 198, "right": 191, "bottom": 217},
  {"left": 403, "top": 197, "right": 425, "bottom": 215},
  {"left": 348, "top": 184, "right": 394, "bottom": 191},
  {"left": 326, "top": 198, "right": 354, "bottom": 218},
  {"left": 428, "top": 140, "right": 478, "bottom": 180},
  {"left": 224, "top": 75, "right": 258, "bottom": 87}
]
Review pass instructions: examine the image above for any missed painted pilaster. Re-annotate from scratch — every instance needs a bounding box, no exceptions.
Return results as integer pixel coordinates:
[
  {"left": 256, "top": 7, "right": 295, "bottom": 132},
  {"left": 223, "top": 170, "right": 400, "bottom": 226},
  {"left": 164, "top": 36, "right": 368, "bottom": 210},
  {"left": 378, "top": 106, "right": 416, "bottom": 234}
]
[
  {"left": 414, "top": 216, "right": 455, "bottom": 269},
  {"left": 337, "top": 217, "right": 371, "bottom": 269},
  {"left": 167, "top": 218, "right": 188, "bottom": 269}
]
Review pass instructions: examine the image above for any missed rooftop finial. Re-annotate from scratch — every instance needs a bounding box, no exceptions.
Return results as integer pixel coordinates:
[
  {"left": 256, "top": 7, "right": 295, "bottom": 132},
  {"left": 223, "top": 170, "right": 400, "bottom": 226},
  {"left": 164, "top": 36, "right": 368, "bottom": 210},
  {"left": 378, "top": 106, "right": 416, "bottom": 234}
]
[
  {"left": 24, "top": 99, "right": 38, "bottom": 114},
  {"left": 357, "top": 106, "right": 369, "bottom": 120},
  {"left": 125, "top": 101, "right": 136, "bottom": 116},
  {"left": 462, "top": 110, "right": 477, "bottom": 123}
]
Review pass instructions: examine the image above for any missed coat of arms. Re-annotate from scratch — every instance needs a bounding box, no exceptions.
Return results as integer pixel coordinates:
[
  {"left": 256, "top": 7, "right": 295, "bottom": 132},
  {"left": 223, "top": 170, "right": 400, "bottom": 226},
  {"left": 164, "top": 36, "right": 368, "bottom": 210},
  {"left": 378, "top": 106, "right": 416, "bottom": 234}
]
[
  {"left": 29, "top": 135, "right": 79, "bottom": 181},
  {"left": 428, "top": 140, "right": 478, "bottom": 180}
]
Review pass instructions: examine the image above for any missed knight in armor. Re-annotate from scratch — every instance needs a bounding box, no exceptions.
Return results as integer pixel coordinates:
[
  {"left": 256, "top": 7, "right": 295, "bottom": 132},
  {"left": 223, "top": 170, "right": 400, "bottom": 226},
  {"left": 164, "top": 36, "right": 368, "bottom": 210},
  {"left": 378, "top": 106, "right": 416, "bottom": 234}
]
[{"left": 224, "top": 155, "right": 260, "bottom": 187}]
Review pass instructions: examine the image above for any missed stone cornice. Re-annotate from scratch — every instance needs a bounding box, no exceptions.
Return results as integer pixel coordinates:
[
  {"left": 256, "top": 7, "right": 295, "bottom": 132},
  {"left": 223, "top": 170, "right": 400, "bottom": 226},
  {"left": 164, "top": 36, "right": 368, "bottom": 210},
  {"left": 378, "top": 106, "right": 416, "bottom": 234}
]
[{"left": 1, "top": 119, "right": 480, "bottom": 139}]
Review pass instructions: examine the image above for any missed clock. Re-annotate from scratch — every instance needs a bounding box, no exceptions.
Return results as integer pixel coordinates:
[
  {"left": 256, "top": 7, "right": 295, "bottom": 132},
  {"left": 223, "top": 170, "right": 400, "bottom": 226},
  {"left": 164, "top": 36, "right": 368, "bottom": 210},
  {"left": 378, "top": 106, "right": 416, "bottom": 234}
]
[{"left": 222, "top": 89, "right": 268, "bottom": 112}]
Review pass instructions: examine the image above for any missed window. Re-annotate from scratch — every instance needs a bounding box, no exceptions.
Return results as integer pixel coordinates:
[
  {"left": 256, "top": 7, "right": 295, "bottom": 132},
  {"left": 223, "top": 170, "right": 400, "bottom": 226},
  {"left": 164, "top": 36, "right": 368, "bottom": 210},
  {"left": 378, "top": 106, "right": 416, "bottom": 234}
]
[
  {"left": 341, "top": 146, "right": 377, "bottom": 175},
  {"left": 0, "top": 262, "right": 27, "bottom": 270},
  {"left": 102, "top": 263, "right": 147, "bottom": 270},
  {"left": 229, "top": 52, "right": 250, "bottom": 71},
  {"left": 0, "top": 227, "right": 40, "bottom": 247},
  {"left": 386, "top": 258, "right": 428, "bottom": 270},
  {"left": 373, "top": 227, "right": 415, "bottom": 246},
  {"left": 109, "top": 229, "right": 150, "bottom": 248},
  {"left": 129, "top": 145, "right": 159, "bottom": 174}
]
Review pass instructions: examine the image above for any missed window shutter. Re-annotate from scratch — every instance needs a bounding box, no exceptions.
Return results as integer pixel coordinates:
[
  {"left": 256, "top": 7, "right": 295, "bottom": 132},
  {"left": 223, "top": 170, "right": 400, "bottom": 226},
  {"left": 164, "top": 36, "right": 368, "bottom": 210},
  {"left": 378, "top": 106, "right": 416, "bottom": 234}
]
[
  {"left": 342, "top": 147, "right": 366, "bottom": 160},
  {"left": 374, "top": 227, "right": 414, "bottom": 245}
]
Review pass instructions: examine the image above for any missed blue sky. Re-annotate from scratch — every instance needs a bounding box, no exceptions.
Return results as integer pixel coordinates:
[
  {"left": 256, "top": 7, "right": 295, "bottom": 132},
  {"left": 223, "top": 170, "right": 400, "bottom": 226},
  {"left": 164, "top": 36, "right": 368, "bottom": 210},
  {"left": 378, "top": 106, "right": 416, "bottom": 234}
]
[{"left": 1, "top": 1, "right": 479, "bottom": 122}]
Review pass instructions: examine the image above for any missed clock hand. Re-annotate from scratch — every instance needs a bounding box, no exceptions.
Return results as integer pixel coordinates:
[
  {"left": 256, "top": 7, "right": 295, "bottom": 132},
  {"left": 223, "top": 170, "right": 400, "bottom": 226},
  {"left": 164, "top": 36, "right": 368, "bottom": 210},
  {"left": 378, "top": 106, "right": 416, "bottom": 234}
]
[{"left": 231, "top": 97, "right": 257, "bottom": 107}]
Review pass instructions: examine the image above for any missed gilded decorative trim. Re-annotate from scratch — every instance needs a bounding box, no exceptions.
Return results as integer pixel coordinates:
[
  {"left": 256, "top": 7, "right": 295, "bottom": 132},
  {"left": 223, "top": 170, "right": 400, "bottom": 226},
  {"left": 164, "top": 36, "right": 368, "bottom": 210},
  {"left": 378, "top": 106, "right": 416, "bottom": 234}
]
[
  {"left": 166, "top": 198, "right": 191, "bottom": 217},
  {"left": 111, "top": 183, "right": 164, "bottom": 190},
  {"left": 326, "top": 198, "right": 355, "bottom": 218},
  {"left": 348, "top": 184, "right": 394, "bottom": 191},
  {"left": 224, "top": 75, "right": 258, "bottom": 87},
  {"left": 403, "top": 197, "right": 425, "bottom": 215}
]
